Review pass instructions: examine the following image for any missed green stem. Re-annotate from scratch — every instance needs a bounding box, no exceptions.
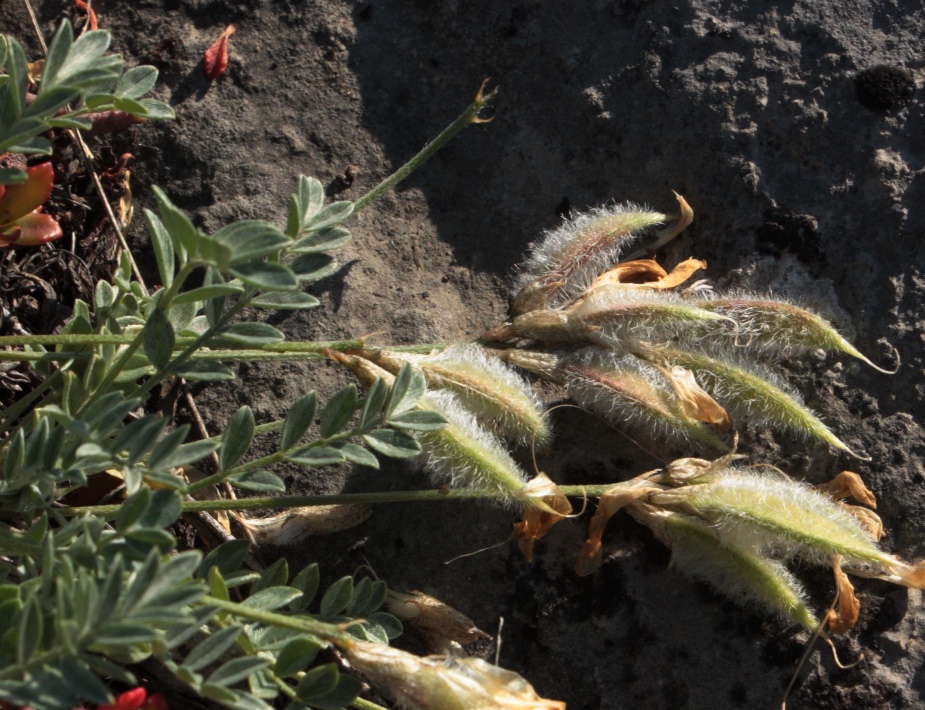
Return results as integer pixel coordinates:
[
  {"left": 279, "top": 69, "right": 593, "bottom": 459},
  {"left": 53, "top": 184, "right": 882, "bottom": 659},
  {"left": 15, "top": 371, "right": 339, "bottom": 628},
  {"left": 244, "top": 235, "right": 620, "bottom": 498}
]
[
  {"left": 0, "top": 337, "right": 443, "bottom": 355},
  {"left": 125, "top": 296, "right": 251, "bottom": 402},
  {"left": 78, "top": 262, "right": 200, "bottom": 410},
  {"left": 350, "top": 698, "right": 389, "bottom": 710},
  {"left": 202, "top": 595, "right": 345, "bottom": 644},
  {"left": 186, "top": 424, "right": 363, "bottom": 495},
  {"left": 353, "top": 81, "right": 496, "bottom": 212},
  {"left": 55, "top": 484, "right": 615, "bottom": 518}
]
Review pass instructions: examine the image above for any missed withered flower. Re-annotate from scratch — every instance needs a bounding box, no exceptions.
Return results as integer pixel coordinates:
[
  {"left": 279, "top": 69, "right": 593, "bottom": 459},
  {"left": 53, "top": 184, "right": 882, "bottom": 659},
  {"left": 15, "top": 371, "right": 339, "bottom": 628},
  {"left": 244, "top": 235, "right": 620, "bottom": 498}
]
[{"left": 342, "top": 640, "right": 566, "bottom": 710}]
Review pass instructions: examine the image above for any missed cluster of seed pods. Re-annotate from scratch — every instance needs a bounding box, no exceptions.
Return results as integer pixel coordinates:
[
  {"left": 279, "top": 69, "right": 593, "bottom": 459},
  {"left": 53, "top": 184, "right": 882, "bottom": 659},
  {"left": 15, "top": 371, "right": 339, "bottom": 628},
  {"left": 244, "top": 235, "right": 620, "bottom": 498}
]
[{"left": 330, "top": 195, "right": 917, "bottom": 636}]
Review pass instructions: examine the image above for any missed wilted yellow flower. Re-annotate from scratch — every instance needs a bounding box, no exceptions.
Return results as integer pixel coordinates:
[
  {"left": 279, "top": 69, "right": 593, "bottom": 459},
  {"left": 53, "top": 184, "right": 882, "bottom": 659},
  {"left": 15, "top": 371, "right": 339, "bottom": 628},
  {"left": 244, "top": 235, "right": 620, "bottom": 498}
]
[{"left": 342, "top": 640, "right": 566, "bottom": 710}]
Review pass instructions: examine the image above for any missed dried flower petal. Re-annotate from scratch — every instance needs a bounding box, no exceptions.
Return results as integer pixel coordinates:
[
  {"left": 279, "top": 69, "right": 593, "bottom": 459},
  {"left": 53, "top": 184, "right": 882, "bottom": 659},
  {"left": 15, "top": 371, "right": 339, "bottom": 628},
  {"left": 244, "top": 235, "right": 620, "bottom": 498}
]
[
  {"left": 204, "top": 25, "right": 235, "bottom": 79},
  {"left": 386, "top": 590, "right": 490, "bottom": 650},
  {"left": 844, "top": 505, "right": 884, "bottom": 541},
  {"left": 343, "top": 640, "right": 565, "bottom": 710},
  {"left": 623, "top": 191, "right": 694, "bottom": 261},
  {"left": 660, "top": 365, "right": 731, "bottom": 432},
  {"left": 240, "top": 504, "right": 371, "bottom": 545},
  {"left": 827, "top": 557, "right": 860, "bottom": 634},
  {"left": 576, "top": 477, "right": 657, "bottom": 576},
  {"left": 815, "top": 470, "right": 877, "bottom": 508},
  {"left": 590, "top": 256, "right": 706, "bottom": 292},
  {"left": 513, "top": 473, "right": 572, "bottom": 560}
]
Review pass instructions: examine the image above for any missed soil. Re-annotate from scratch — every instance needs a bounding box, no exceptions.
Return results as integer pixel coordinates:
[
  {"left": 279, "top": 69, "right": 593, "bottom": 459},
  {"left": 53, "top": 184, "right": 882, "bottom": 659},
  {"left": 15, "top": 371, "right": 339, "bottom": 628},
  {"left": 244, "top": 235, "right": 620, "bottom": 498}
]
[{"left": 5, "top": 1, "right": 925, "bottom": 708}]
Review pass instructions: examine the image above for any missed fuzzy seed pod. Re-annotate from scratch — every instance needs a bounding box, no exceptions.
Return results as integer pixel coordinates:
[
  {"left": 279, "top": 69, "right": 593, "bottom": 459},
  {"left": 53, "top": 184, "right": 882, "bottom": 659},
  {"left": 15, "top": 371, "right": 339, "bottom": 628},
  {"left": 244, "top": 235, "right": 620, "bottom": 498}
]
[
  {"left": 416, "top": 390, "right": 534, "bottom": 506},
  {"left": 511, "top": 204, "right": 668, "bottom": 316},
  {"left": 570, "top": 287, "right": 736, "bottom": 346},
  {"left": 693, "top": 296, "right": 896, "bottom": 373},
  {"left": 658, "top": 467, "right": 918, "bottom": 583},
  {"left": 562, "top": 351, "right": 730, "bottom": 451},
  {"left": 643, "top": 346, "right": 861, "bottom": 457},
  {"left": 366, "top": 346, "right": 550, "bottom": 447},
  {"left": 636, "top": 505, "right": 819, "bottom": 631},
  {"left": 342, "top": 640, "right": 566, "bottom": 710}
]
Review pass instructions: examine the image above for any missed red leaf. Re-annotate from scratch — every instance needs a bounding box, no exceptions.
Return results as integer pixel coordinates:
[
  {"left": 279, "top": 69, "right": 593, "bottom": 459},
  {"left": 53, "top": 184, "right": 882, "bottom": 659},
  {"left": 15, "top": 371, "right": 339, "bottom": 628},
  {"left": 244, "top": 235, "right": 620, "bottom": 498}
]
[
  {"left": 0, "top": 163, "right": 54, "bottom": 226},
  {"left": 204, "top": 25, "right": 235, "bottom": 79},
  {"left": 0, "top": 208, "right": 63, "bottom": 248}
]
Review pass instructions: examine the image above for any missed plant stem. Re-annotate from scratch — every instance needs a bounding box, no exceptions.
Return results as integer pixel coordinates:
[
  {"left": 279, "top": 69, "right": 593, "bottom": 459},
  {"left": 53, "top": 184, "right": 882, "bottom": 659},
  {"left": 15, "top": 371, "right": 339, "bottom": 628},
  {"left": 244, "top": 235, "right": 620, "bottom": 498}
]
[
  {"left": 353, "top": 81, "right": 496, "bottom": 212},
  {"left": 202, "top": 595, "right": 345, "bottom": 644},
  {"left": 350, "top": 698, "right": 389, "bottom": 710},
  {"left": 0, "top": 336, "right": 446, "bottom": 354},
  {"left": 186, "top": 423, "right": 364, "bottom": 495},
  {"left": 56, "top": 484, "right": 615, "bottom": 518}
]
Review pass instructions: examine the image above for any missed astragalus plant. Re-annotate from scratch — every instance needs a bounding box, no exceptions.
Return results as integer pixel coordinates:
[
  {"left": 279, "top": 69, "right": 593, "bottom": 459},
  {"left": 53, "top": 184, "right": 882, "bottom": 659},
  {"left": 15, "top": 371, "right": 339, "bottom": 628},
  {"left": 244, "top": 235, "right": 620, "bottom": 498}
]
[{"left": 0, "top": 16, "right": 918, "bottom": 710}]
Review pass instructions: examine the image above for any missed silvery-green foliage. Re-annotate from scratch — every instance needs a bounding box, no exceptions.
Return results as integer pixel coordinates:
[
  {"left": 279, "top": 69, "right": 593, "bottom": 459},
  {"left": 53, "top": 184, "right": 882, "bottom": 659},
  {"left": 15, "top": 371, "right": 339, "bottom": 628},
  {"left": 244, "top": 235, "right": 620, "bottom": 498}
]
[
  {"left": 0, "top": 22, "right": 173, "bottom": 184},
  {"left": 0, "top": 159, "right": 435, "bottom": 708}
]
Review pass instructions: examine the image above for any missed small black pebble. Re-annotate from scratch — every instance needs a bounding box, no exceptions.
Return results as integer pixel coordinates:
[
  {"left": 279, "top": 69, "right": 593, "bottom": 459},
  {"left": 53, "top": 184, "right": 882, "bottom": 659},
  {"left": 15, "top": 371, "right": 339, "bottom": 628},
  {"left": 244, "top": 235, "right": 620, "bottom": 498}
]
[{"left": 855, "top": 65, "right": 915, "bottom": 111}]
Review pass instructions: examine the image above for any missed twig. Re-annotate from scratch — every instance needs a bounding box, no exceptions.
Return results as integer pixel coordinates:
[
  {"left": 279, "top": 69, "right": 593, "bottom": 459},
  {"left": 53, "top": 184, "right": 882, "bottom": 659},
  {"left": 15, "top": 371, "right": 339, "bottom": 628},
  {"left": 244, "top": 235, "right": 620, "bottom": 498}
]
[{"left": 20, "top": 0, "right": 47, "bottom": 54}]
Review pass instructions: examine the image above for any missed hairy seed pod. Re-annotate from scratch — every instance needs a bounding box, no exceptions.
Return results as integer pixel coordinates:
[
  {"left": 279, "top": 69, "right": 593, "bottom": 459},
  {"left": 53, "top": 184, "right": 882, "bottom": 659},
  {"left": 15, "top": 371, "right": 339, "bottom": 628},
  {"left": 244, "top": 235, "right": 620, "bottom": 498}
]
[
  {"left": 571, "top": 287, "right": 736, "bottom": 346},
  {"left": 693, "top": 296, "right": 896, "bottom": 373},
  {"left": 416, "top": 390, "right": 534, "bottom": 506},
  {"left": 366, "top": 346, "right": 550, "bottom": 446},
  {"left": 634, "top": 505, "right": 819, "bottom": 631},
  {"left": 511, "top": 204, "right": 667, "bottom": 316},
  {"left": 643, "top": 346, "right": 861, "bottom": 457},
  {"left": 562, "top": 351, "right": 730, "bottom": 451},
  {"left": 655, "top": 467, "right": 920, "bottom": 583}
]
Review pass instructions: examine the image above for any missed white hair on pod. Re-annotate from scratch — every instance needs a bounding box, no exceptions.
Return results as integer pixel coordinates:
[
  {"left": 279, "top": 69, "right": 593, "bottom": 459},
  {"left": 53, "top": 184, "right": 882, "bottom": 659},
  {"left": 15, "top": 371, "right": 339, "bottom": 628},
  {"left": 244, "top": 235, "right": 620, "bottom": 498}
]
[
  {"left": 416, "top": 390, "right": 530, "bottom": 508},
  {"left": 691, "top": 292, "right": 894, "bottom": 373},
  {"left": 561, "top": 349, "right": 728, "bottom": 451},
  {"left": 658, "top": 510, "right": 818, "bottom": 630},
  {"left": 571, "top": 286, "right": 735, "bottom": 347},
  {"left": 418, "top": 344, "right": 550, "bottom": 446},
  {"left": 646, "top": 344, "right": 858, "bottom": 456},
  {"left": 684, "top": 467, "right": 892, "bottom": 573},
  {"left": 513, "top": 204, "right": 666, "bottom": 308}
]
